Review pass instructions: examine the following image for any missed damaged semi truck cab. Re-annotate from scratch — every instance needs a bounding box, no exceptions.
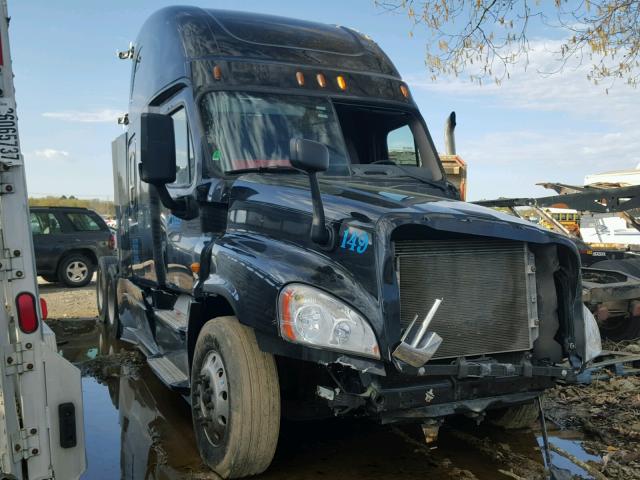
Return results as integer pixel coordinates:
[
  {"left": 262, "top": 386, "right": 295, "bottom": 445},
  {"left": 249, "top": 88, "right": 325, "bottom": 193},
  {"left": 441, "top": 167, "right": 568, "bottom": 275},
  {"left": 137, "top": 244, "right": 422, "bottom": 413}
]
[{"left": 105, "top": 7, "right": 601, "bottom": 478}]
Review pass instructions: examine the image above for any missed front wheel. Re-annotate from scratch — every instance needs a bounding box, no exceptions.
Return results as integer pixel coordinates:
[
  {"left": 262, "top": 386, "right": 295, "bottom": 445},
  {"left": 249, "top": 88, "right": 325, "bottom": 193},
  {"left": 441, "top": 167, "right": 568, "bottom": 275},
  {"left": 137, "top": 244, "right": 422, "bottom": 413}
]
[{"left": 191, "top": 316, "right": 280, "bottom": 479}]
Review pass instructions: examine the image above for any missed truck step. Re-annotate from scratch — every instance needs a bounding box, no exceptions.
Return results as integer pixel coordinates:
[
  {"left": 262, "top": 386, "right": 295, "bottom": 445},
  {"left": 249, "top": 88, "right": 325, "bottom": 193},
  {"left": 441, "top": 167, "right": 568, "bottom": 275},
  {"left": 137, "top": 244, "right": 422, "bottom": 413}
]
[
  {"left": 154, "top": 309, "right": 187, "bottom": 333},
  {"left": 147, "top": 356, "right": 189, "bottom": 389}
]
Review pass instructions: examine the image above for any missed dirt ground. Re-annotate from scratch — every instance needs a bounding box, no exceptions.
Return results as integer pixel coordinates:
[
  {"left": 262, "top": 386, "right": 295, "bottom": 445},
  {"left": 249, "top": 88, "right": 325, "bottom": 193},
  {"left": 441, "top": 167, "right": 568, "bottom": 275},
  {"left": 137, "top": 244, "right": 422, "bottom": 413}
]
[{"left": 40, "top": 279, "right": 640, "bottom": 480}]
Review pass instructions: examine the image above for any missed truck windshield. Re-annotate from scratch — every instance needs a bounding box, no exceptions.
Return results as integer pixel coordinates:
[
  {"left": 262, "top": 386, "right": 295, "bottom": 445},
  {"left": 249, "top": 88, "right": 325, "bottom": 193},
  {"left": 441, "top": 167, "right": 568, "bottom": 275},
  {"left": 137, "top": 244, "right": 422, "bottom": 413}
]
[{"left": 200, "top": 92, "right": 350, "bottom": 176}]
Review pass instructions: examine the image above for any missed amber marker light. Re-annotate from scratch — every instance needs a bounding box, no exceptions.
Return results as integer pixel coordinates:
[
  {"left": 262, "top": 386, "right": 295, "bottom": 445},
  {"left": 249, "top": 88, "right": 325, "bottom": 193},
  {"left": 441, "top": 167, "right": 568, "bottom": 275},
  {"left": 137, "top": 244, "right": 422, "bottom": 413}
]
[
  {"left": 336, "top": 75, "right": 347, "bottom": 91},
  {"left": 316, "top": 73, "right": 327, "bottom": 88},
  {"left": 400, "top": 83, "right": 410, "bottom": 98},
  {"left": 279, "top": 289, "right": 297, "bottom": 341},
  {"left": 191, "top": 262, "right": 201, "bottom": 274},
  {"left": 296, "top": 71, "right": 305, "bottom": 86},
  {"left": 213, "top": 65, "right": 222, "bottom": 81}
]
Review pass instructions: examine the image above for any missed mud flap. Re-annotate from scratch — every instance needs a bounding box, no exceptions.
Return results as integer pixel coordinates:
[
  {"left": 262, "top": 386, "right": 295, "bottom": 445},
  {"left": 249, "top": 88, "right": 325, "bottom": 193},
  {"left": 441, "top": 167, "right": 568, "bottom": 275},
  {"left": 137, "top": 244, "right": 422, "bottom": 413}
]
[{"left": 42, "top": 341, "right": 86, "bottom": 479}]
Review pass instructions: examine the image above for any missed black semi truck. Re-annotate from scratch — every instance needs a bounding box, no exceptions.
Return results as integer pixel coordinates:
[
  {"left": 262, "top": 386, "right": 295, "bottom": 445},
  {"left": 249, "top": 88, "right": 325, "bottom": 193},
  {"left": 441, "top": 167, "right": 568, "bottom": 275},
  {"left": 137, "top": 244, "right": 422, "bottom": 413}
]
[{"left": 99, "top": 7, "right": 602, "bottom": 478}]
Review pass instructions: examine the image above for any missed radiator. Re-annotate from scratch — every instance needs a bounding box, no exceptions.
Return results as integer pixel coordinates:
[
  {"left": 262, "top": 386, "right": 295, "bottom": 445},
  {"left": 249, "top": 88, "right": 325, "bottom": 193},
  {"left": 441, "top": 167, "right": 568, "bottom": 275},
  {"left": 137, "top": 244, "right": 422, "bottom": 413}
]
[{"left": 395, "top": 238, "right": 537, "bottom": 359}]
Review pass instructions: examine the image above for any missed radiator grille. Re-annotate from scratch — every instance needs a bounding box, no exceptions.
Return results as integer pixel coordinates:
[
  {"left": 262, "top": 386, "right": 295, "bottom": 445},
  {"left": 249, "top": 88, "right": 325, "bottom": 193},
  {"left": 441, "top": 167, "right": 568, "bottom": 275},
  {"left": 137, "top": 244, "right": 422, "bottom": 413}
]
[{"left": 395, "top": 239, "right": 533, "bottom": 359}]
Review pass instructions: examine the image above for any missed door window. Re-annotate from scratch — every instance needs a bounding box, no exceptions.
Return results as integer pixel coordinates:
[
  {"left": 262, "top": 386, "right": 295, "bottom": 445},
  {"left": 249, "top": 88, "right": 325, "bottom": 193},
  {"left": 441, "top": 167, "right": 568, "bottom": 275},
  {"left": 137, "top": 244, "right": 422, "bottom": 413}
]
[
  {"left": 30, "top": 212, "right": 62, "bottom": 234},
  {"left": 171, "top": 107, "right": 194, "bottom": 185},
  {"left": 66, "top": 213, "right": 102, "bottom": 231},
  {"left": 387, "top": 125, "right": 420, "bottom": 166}
]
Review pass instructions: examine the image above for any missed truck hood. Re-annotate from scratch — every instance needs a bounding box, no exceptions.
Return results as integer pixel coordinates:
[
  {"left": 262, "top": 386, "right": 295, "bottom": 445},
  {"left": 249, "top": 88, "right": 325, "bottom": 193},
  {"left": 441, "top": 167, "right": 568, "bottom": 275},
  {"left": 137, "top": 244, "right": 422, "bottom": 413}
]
[
  {"left": 229, "top": 173, "right": 568, "bottom": 245},
  {"left": 220, "top": 173, "right": 586, "bottom": 368}
]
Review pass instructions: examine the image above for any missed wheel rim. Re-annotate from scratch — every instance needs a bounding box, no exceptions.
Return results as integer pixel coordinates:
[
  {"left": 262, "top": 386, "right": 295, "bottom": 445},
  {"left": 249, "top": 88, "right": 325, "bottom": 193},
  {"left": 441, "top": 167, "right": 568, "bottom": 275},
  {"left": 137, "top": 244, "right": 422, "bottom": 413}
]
[
  {"left": 194, "top": 350, "right": 230, "bottom": 447},
  {"left": 66, "top": 261, "right": 88, "bottom": 283}
]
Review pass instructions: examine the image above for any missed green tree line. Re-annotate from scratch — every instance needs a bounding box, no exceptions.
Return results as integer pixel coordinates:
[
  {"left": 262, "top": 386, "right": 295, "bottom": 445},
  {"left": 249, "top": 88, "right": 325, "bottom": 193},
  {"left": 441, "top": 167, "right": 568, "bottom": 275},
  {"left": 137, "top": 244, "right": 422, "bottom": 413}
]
[{"left": 28, "top": 196, "right": 114, "bottom": 216}]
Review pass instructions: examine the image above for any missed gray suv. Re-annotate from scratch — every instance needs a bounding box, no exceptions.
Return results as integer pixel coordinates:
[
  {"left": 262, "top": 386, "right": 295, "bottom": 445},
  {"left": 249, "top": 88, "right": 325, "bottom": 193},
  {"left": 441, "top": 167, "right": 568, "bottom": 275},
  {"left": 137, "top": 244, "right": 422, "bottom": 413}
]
[{"left": 30, "top": 206, "right": 114, "bottom": 287}]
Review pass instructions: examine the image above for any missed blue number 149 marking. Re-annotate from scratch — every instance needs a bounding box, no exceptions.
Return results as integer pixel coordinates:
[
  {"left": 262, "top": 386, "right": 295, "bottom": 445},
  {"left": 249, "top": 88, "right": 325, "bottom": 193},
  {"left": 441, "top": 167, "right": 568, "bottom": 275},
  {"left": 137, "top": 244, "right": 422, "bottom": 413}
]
[{"left": 340, "top": 229, "right": 369, "bottom": 254}]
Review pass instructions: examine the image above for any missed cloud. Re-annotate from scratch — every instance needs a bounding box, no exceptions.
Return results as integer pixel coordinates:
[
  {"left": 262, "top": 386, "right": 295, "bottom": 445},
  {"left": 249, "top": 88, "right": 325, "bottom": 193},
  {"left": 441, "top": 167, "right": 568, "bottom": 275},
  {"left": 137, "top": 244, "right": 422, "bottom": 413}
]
[
  {"left": 42, "top": 108, "right": 120, "bottom": 123},
  {"left": 408, "top": 38, "right": 638, "bottom": 125},
  {"left": 32, "top": 148, "right": 69, "bottom": 159},
  {"left": 406, "top": 37, "right": 640, "bottom": 200}
]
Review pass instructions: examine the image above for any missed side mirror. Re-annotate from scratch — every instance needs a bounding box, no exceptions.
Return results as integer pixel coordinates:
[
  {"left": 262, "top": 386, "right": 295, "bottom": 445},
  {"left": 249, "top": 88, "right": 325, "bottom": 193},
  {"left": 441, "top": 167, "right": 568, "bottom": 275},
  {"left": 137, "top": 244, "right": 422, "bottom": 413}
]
[
  {"left": 289, "top": 138, "right": 329, "bottom": 173},
  {"left": 289, "top": 138, "right": 332, "bottom": 246},
  {"left": 139, "top": 113, "right": 198, "bottom": 220},
  {"left": 140, "top": 113, "right": 176, "bottom": 185}
]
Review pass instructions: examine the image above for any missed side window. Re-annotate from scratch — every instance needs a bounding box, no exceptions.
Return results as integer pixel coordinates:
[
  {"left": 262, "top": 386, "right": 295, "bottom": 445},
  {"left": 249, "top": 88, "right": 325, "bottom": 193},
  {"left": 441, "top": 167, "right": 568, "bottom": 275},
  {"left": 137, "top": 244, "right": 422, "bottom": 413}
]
[
  {"left": 32, "top": 212, "right": 62, "bottom": 235},
  {"left": 387, "top": 125, "right": 420, "bottom": 166},
  {"left": 30, "top": 213, "right": 43, "bottom": 234},
  {"left": 66, "top": 213, "right": 102, "bottom": 231},
  {"left": 171, "top": 107, "right": 194, "bottom": 186}
]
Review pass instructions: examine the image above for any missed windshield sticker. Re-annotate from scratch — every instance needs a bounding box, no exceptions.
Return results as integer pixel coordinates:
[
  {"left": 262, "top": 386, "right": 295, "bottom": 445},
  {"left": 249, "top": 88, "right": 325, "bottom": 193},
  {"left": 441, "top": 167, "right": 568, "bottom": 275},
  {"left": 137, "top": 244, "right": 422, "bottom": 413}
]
[{"left": 340, "top": 227, "right": 370, "bottom": 254}]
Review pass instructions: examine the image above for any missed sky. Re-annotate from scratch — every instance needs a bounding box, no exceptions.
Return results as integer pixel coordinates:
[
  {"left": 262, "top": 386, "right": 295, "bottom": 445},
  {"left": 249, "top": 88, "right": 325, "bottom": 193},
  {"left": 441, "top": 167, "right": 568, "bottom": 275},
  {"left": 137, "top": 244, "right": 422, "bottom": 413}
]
[{"left": 8, "top": 1, "right": 640, "bottom": 201}]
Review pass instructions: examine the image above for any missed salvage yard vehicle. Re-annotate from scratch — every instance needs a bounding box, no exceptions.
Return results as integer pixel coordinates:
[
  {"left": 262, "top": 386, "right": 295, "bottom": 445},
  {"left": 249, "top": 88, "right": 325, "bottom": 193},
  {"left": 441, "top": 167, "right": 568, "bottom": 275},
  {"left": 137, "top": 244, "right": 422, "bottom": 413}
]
[
  {"left": 99, "top": 7, "right": 601, "bottom": 478},
  {"left": 0, "top": 1, "right": 85, "bottom": 477},
  {"left": 30, "top": 206, "right": 114, "bottom": 287}
]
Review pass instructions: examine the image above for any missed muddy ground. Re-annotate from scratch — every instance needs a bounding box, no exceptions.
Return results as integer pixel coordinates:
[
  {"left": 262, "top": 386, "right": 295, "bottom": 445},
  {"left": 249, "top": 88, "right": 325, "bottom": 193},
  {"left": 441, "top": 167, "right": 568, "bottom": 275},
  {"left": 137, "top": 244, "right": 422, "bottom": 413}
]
[{"left": 40, "top": 279, "right": 640, "bottom": 480}]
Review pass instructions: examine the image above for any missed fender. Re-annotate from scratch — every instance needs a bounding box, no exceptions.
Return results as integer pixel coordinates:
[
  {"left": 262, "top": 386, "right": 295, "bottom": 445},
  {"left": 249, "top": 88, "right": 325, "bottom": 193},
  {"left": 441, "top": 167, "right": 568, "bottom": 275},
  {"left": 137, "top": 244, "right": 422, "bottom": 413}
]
[{"left": 199, "top": 232, "right": 387, "bottom": 368}]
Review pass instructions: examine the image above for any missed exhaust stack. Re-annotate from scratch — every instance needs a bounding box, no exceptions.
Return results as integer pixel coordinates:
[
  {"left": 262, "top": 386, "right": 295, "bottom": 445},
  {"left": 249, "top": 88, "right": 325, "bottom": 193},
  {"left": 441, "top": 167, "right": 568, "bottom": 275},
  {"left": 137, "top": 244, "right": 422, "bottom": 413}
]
[{"left": 444, "top": 111, "right": 456, "bottom": 156}]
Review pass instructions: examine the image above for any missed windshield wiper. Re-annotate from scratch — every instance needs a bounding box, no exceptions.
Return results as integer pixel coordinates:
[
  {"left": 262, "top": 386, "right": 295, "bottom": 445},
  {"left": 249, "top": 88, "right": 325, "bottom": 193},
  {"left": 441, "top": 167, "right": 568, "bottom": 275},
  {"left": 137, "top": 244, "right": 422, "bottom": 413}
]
[{"left": 225, "top": 166, "right": 299, "bottom": 175}]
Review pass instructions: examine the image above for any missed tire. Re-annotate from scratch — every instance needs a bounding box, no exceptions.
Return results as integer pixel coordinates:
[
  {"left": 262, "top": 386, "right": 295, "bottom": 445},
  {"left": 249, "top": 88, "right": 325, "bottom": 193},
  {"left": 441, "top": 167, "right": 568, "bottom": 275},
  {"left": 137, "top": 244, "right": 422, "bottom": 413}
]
[
  {"left": 106, "top": 276, "right": 121, "bottom": 340},
  {"left": 191, "top": 316, "right": 280, "bottom": 479},
  {"left": 590, "top": 259, "right": 640, "bottom": 341},
  {"left": 97, "top": 256, "right": 117, "bottom": 323},
  {"left": 58, "top": 253, "right": 94, "bottom": 288},
  {"left": 41, "top": 274, "right": 58, "bottom": 283},
  {"left": 487, "top": 401, "right": 539, "bottom": 430}
]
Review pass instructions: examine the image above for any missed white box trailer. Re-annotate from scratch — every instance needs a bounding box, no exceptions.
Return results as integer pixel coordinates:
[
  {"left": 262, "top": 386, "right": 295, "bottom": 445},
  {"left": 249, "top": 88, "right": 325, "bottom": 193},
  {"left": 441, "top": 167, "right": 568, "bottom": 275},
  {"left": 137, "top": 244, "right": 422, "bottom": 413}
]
[{"left": 0, "top": 1, "right": 85, "bottom": 478}]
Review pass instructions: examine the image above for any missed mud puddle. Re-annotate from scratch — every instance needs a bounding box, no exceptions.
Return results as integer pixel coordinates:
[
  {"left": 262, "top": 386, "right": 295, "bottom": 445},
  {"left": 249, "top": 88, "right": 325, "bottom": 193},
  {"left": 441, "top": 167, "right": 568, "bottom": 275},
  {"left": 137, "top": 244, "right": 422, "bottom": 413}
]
[{"left": 49, "top": 318, "right": 605, "bottom": 480}]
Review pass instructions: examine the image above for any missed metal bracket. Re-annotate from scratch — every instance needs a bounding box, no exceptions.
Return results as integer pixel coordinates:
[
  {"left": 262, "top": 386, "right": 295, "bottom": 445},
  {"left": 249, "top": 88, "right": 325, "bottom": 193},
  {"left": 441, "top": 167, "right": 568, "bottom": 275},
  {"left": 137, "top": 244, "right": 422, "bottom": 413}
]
[
  {"left": 0, "top": 247, "right": 25, "bottom": 281},
  {"left": 117, "top": 42, "right": 135, "bottom": 60},
  {"left": 0, "top": 164, "right": 15, "bottom": 194},
  {"left": 524, "top": 245, "right": 540, "bottom": 343},
  {"left": 10, "top": 426, "right": 40, "bottom": 462},
  {"left": 3, "top": 342, "right": 36, "bottom": 376}
]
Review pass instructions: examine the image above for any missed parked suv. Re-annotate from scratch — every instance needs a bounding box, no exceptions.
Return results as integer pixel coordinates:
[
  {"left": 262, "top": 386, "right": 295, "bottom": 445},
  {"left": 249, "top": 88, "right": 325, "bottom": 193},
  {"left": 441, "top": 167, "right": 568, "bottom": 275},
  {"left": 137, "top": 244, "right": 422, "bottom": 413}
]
[{"left": 30, "top": 206, "right": 114, "bottom": 287}]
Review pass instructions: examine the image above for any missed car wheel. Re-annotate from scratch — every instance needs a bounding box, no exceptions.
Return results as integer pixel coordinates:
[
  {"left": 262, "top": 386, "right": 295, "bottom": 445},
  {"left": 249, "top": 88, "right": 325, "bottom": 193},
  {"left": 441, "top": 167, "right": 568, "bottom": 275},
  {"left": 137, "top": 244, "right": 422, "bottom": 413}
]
[
  {"left": 58, "top": 254, "right": 94, "bottom": 288},
  {"left": 106, "top": 276, "right": 121, "bottom": 340},
  {"left": 191, "top": 316, "right": 280, "bottom": 479},
  {"left": 487, "top": 401, "right": 539, "bottom": 430}
]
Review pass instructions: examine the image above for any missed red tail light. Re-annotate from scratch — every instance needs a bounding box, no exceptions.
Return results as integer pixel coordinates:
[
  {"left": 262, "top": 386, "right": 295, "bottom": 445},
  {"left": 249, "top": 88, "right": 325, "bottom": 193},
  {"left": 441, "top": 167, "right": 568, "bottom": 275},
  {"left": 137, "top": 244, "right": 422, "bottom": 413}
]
[
  {"left": 108, "top": 233, "right": 116, "bottom": 250},
  {"left": 40, "top": 298, "right": 48, "bottom": 320},
  {"left": 16, "top": 292, "right": 39, "bottom": 334}
]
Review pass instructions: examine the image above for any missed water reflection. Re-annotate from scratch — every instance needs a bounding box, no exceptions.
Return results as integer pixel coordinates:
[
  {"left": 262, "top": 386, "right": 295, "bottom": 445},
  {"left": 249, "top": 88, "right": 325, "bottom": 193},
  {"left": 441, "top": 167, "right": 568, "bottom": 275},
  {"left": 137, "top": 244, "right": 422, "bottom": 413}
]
[{"left": 50, "top": 319, "right": 601, "bottom": 480}]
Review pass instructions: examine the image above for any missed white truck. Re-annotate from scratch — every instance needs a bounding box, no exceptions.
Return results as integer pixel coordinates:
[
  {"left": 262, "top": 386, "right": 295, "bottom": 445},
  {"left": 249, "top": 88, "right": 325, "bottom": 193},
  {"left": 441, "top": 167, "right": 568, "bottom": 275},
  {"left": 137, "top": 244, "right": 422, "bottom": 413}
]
[{"left": 0, "top": 1, "right": 86, "bottom": 478}]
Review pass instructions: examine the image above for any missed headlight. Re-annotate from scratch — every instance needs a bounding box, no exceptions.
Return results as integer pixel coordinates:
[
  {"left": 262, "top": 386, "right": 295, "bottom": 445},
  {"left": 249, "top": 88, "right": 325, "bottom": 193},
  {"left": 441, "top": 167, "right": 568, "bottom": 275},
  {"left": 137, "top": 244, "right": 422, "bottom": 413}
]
[
  {"left": 278, "top": 284, "right": 380, "bottom": 359},
  {"left": 582, "top": 305, "right": 602, "bottom": 363}
]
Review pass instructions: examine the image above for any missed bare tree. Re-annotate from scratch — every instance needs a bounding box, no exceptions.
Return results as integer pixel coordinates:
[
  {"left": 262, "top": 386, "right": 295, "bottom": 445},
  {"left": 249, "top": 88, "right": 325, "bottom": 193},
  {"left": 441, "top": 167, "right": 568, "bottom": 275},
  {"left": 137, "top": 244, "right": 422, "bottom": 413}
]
[{"left": 376, "top": 0, "right": 640, "bottom": 88}]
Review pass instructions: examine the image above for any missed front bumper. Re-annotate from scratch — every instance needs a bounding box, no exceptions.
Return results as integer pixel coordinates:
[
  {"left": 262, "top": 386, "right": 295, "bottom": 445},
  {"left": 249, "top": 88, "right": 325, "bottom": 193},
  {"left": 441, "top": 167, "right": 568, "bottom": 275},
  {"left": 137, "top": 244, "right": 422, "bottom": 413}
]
[{"left": 321, "top": 360, "right": 572, "bottom": 424}]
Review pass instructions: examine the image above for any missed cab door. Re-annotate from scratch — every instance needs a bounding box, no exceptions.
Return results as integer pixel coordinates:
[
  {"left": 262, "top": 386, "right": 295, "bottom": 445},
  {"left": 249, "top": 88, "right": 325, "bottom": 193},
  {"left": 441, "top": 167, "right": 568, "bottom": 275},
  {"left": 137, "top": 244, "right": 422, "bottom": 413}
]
[{"left": 157, "top": 89, "right": 206, "bottom": 292}]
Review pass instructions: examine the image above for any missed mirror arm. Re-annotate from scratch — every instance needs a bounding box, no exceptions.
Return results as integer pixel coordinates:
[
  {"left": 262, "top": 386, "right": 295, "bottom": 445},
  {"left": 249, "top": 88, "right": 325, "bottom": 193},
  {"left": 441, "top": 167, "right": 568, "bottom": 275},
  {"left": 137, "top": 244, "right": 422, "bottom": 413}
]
[
  {"left": 154, "top": 184, "right": 199, "bottom": 220},
  {"left": 307, "top": 172, "right": 332, "bottom": 245}
]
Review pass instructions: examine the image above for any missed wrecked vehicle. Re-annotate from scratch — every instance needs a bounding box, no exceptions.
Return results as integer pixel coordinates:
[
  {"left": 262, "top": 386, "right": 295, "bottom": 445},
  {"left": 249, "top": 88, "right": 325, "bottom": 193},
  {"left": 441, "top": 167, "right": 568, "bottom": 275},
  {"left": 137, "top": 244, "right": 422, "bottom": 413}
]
[{"left": 99, "top": 7, "right": 601, "bottom": 478}]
